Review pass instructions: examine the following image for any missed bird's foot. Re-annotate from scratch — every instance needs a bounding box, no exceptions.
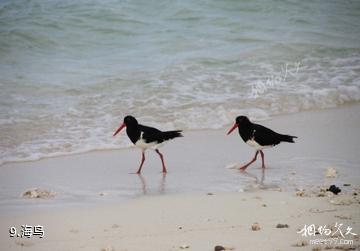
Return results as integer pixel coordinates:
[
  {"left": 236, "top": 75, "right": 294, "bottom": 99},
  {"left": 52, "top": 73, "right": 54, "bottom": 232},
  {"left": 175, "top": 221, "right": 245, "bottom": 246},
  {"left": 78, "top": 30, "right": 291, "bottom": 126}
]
[{"left": 239, "top": 166, "right": 248, "bottom": 171}]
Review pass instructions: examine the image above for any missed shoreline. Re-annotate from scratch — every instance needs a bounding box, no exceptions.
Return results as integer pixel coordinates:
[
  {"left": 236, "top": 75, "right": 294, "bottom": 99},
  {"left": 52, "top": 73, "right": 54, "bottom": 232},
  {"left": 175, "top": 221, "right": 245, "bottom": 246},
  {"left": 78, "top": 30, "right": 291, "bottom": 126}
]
[{"left": 1, "top": 103, "right": 359, "bottom": 168}]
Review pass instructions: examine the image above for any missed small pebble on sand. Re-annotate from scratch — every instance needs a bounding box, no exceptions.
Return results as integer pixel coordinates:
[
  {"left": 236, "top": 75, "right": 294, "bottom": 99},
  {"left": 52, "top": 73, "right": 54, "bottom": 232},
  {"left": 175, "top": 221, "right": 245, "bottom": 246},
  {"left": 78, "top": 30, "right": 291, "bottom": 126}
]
[
  {"left": 325, "top": 167, "right": 337, "bottom": 178},
  {"left": 22, "top": 188, "right": 55, "bottom": 199},
  {"left": 100, "top": 246, "right": 115, "bottom": 251},
  {"left": 214, "top": 246, "right": 235, "bottom": 251},
  {"left": 251, "top": 222, "right": 261, "bottom": 231},
  {"left": 276, "top": 223, "right": 289, "bottom": 228},
  {"left": 327, "top": 185, "right": 341, "bottom": 195},
  {"left": 292, "top": 240, "right": 309, "bottom": 247}
]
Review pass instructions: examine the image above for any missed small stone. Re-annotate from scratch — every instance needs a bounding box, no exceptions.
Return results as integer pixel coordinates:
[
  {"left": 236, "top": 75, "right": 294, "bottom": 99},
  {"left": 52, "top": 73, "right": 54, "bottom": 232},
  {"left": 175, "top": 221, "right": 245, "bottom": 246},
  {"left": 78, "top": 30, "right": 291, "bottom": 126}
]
[
  {"left": 178, "top": 226, "right": 183, "bottom": 230},
  {"left": 100, "top": 246, "right": 115, "bottom": 251},
  {"left": 251, "top": 222, "right": 261, "bottom": 231},
  {"left": 295, "top": 189, "right": 306, "bottom": 197},
  {"left": 292, "top": 240, "right": 308, "bottom": 247},
  {"left": 317, "top": 192, "right": 326, "bottom": 197},
  {"left": 312, "top": 246, "right": 322, "bottom": 251},
  {"left": 327, "top": 185, "right": 341, "bottom": 195},
  {"left": 215, "top": 246, "right": 225, "bottom": 251},
  {"left": 207, "top": 193, "right": 214, "bottom": 196},
  {"left": 214, "top": 246, "right": 234, "bottom": 251},
  {"left": 179, "top": 244, "right": 190, "bottom": 249},
  {"left": 276, "top": 223, "right": 289, "bottom": 228},
  {"left": 22, "top": 188, "right": 55, "bottom": 199},
  {"left": 343, "top": 184, "right": 351, "bottom": 186},
  {"left": 261, "top": 203, "right": 267, "bottom": 207},
  {"left": 325, "top": 167, "right": 337, "bottom": 178}
]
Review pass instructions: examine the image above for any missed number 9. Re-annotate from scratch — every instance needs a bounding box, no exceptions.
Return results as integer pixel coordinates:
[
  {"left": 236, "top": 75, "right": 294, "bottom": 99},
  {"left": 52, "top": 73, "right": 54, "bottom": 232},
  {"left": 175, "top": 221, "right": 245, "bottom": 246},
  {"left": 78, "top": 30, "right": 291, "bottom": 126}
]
[{"left": 9, "top": 227, "right": 16, "bottom": 237}]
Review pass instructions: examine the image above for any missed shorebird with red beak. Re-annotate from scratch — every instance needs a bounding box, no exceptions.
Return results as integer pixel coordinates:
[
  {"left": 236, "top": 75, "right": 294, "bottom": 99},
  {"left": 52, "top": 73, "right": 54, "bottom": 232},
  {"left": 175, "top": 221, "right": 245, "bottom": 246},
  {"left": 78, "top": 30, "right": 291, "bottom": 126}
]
[
  {"left": 113, "top": 115, "right": 183, "bottom": 174},
  {"left": 227, "top": 116, "right": 297, "bottom": 170}
]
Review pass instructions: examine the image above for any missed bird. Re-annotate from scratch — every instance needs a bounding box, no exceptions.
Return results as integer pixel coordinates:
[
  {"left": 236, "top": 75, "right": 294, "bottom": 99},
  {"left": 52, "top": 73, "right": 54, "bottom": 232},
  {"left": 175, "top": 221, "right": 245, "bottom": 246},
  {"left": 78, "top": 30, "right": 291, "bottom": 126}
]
[
  {"left": 227, "top": 116, "right": 297, "bottom": 170},
  {"left": 113, "top": 115, "right": 183, "bottom": 174}
]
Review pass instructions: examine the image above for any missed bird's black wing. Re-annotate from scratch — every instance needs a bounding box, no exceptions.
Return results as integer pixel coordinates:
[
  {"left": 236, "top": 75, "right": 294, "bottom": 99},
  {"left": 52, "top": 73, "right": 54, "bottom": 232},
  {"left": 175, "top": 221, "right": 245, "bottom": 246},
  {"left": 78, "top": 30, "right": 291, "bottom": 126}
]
[
  {"left": 252, "top": 124, "right": 282, "bottom": 146},
  {"left": 139, "top": 124, "right": 183, "bottom": 144},
  {"left": 138, "top": 124, "right": 165, "bottom": 144}
]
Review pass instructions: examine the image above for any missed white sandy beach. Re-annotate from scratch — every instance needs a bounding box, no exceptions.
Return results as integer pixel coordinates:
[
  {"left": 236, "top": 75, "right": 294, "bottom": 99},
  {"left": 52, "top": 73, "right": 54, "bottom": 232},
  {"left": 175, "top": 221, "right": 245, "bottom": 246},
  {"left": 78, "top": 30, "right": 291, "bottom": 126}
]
[{"left": 0, "top": 104, "right": 360, "bottom": 251}]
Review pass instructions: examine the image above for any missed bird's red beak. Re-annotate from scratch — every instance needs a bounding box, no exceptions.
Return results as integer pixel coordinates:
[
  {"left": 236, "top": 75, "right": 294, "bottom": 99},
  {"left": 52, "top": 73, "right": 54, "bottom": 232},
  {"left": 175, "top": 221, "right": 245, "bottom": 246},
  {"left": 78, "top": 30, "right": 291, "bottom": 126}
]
[
  {"left": 113, "top": 123, "right": 126, "bottom": 136},
  {"left": 227, "top": 123, "right": 238, "bottom": 135}
]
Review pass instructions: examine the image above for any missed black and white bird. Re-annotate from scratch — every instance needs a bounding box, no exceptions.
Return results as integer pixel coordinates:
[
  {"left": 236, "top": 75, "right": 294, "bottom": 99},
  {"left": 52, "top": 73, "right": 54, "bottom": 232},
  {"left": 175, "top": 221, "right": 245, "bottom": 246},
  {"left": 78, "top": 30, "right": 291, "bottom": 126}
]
[
  {"left": 227, "top": 116, "right": 297, "bottom": 170},
  {"left": 113, "top": 115, "right": 183, "bottom": 174}
]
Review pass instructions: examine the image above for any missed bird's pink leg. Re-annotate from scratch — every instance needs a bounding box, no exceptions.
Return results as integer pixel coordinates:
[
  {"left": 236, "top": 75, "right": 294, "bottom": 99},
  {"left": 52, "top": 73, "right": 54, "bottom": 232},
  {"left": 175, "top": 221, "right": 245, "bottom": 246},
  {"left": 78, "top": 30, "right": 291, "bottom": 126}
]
[
  {"left": 136, "top": 151, "right": 145, "bottom": 174},
  {"left": 239, "top": 150, "right": 259, "bottom": 171},
  {"left": 260, "top": 150, "right": 265, "bottom": 169},
  {"left": 155, "top": 149, "right": 167, "bottom": 173}
]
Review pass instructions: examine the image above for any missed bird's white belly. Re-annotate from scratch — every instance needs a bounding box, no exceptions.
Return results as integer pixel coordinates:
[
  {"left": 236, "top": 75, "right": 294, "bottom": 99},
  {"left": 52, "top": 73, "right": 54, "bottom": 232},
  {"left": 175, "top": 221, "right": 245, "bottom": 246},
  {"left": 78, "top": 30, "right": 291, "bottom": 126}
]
[
  {"left": 135, "top": 138, "right": 163, "bottom": 150},
  {"left": 246, "top": 139, "right": 272, "bottom": 150}
]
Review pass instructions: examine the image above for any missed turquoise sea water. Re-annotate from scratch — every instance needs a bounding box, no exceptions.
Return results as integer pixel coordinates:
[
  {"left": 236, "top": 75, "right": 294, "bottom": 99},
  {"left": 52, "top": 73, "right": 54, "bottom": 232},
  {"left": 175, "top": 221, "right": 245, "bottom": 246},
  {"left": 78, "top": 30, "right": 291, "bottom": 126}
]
[{"left": 0, "top": 0, "right": 360, "bottom": 164}]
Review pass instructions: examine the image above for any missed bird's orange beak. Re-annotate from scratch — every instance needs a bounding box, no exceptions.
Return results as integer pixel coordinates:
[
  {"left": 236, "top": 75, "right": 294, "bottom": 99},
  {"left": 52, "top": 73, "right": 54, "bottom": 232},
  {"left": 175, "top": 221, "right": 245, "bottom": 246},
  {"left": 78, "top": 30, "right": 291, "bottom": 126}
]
[
  {"left": 113, "top": 123, "right": 126, "bottom": 136},
  {"left": 227, "top": 123, "right": 238, "bottom": 135}
]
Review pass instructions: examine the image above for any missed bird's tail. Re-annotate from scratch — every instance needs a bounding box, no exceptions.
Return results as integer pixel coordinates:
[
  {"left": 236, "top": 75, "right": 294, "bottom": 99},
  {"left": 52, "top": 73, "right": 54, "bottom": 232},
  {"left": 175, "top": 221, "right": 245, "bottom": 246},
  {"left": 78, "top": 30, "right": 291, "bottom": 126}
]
[
  {"left": 280, "top": 134, "right": 297, "bottom": 143},
  {"left": 162, "top": 130, "right": 183, "bottom": 141}
]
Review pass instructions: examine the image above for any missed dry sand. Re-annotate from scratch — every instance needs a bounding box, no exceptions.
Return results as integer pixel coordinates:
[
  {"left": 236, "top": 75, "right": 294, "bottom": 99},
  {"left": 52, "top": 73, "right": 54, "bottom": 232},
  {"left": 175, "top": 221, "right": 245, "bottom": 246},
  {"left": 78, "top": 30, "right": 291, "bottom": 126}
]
[{"left": 1, "top": 191, "right": 359, "bottom": 251}]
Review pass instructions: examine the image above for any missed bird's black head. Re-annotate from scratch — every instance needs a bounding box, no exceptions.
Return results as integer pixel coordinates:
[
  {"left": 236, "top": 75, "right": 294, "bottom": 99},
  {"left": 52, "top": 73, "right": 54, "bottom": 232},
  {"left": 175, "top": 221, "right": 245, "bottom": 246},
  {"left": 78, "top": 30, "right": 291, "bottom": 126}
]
[
  {"left": 113, "top": 115, "right": 138, "bottom": 136},
  {"left": 123, "top": 115, "right": 138, "bottom": 127},
  {"left": 235, "top": 116, "right": 251, "bottom": 125},
  {"left": 227, "top": 115, "right": 251, "bottom": 135}
]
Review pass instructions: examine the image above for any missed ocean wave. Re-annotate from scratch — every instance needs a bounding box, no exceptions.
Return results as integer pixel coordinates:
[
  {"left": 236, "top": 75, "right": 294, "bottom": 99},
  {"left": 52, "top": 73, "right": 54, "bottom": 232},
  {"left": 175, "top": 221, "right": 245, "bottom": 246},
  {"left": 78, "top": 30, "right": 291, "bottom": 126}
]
[{"left": 1, "top": 0, "right": 360, "bottom": 165}]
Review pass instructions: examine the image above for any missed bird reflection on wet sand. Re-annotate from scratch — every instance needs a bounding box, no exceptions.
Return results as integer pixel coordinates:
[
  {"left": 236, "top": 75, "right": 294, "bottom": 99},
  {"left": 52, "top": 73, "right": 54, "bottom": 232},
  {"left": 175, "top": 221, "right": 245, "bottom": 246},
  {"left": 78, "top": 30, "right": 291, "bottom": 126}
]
[
  {"left": 238, "top": 168, "right": 281, "bottom": 191},
  {"left": 137, "top": 173, "right": 167, "bottom": 195}
]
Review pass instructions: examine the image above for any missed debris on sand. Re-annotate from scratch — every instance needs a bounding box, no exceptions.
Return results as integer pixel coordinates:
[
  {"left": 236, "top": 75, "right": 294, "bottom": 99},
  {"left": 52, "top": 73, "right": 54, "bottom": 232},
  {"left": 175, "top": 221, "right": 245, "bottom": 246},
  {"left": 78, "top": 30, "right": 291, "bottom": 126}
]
[
  {"left": 179, "top": 244, "right": 190, "bottom": 249},
  {"left": 15, "top": 240, "right": 34, "bottom": 247},
  {"left": 225, "top": 163, "right": 240, "bottom": 169},
  {"left": 22, "top": 188, "right": 56, "bottom": 199},
  {"left": 100, "top": 246, "right": 115, "bottom": 251},
  {"left": 292, "top": 240, "right": 308, "bottom": 247},
  {"left": 276, "top": 223, "right": 289, "bottom": 228},
  {"left": 325, "top": 167, "right": 337, "bottom": 178},
  {"left": 327, "top": 185, "right": 341, "bottom": 195},
  {"left": 329, "top": 195, "right": 358, "bottom": 205},
  {"left": 251, "top": 222, "right": 261, "bottom": 231},
  {"left": 312, "top": 246, "right": 322, "bottom": 251},
  {"left": 335, "top": 214, "right": 352, "bottom": 220},
  {"left": 295, "top": 188, "right": 308, "bottom": 197},
  {"left": 214, "top": 246, "right": 235, "bottom": 251}
]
